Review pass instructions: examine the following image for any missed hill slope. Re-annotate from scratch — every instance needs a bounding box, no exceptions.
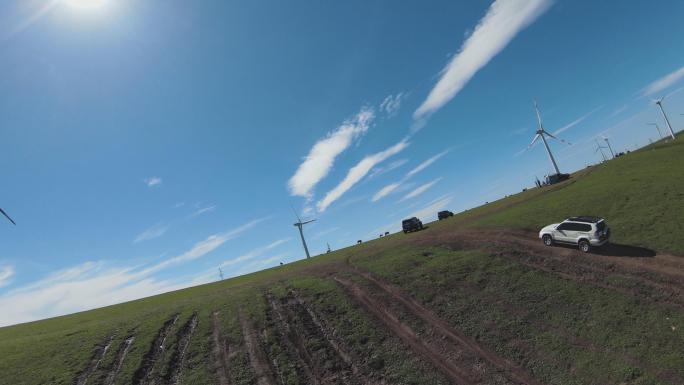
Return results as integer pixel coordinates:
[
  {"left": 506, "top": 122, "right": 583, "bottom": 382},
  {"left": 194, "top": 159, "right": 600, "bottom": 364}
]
[{"left": 1, "top": 138, "right": 683, "bottom": 385}]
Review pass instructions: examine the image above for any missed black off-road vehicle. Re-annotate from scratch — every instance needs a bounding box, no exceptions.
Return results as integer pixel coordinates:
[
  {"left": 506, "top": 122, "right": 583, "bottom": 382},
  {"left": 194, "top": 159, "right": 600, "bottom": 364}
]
[
  {"left": 402, "top": 217, "right": 423, "bottom": 233},
  {"left": 438, "top": 210, "right": 453, "bottom": 220}
]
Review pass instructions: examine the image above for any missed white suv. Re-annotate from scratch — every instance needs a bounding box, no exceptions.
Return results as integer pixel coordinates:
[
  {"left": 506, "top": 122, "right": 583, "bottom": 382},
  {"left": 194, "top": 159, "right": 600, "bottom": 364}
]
[{"left": 539, "top": 216, "right": 610, "bottom": 252}]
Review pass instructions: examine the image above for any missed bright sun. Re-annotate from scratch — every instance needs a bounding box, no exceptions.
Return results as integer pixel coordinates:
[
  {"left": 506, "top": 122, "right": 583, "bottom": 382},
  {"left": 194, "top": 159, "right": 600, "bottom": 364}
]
[{"left": 62, "top": 0, "right": 108, "bottom": 10}]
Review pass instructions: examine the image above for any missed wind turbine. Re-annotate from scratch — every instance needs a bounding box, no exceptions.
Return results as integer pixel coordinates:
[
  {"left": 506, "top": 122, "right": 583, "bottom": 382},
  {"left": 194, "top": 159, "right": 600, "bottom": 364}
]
[
  {"left": 654, "top": 97, "right": 676, "bottom": 140},
  {"left": 218, "top": 267, "right": 224, "bottom": 280},
  {"left": 601, "top": 136, "right": 615, "bottom": 158},
  {"left": 648, "top": 123, "right": 664, "bottom": 140},
  {"left": 528, "top": 101, "right": 572, "bottom": 175},
  {"left": 0, "top": 208, "right": 16, "bottom": 225},
  {"left": 292, "top": 208, "right": 315, "bottom": 259},
  {"left": 594, "top": 139, "right": 608, "bottom": 162}
]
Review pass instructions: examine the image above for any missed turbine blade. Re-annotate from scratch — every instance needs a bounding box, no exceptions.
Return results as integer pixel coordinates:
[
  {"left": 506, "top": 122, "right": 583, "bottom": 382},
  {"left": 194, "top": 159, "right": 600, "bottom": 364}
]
[
  {"left": 527, "top": 134, "right": 541, "bottom": 149},
  {"left": 0, "top": 208, "right": 16, "bottom": 225},
  {"left": 289, "top": 204, "right": 302, "bottom": 223},
  {"left": 302, "top": 219, "right": 316, "bottom": 225}
]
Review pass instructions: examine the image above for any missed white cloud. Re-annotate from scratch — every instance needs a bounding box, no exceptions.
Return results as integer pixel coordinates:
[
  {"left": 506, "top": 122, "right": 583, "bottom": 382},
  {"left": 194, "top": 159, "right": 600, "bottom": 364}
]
[
  {"left": 400, "top": 178, "right": 443, "bottom": 201},
  {"left": 413, "top": 0, "right": 551, "bottom": 120},
  {"left": 134, "top": 222, "right": 169, "bottom": 243},
  {"left": 380, "top": 92, "right": 405, "bottom": 117},
  {"left": 553, "top": 106, "right": 602, "bottom": 136},
  {"left": 0, "top": 265, "right": 14, "bottom": 289},
  {"left": 219, "top": 238, "right": 291, "bottom": 268},
  {"left": 372, "top": 183, "right": 401, "bottom": 202},
  {"left": 288, "top": 107, "right": 375, "bottom": 197},
  {"left": 409, "top": 194, "right": 454, "bottom": 222},
  {"left": 372, "top": 150, "right": 449, "bottom": 202},
  {"left": 0, "top": 218, "right": 264, "bottom": 327},
  {"left": 369, "top": 158, "right": 409, "bottom": 179},
  {"left": 406, "top": 150, "right": 450, "bottom": 178},
  {"left": 317, "top": 140, "right": 410, "bottom": 212},
  {"left": 191, "top": 205, "right": 216, "bottom": 217},
  {"left": 640, "top": 66, "right": 684, "bottom": 97},
  {"left": 144, "top": 177, "right": 162, "bottom": 187}
]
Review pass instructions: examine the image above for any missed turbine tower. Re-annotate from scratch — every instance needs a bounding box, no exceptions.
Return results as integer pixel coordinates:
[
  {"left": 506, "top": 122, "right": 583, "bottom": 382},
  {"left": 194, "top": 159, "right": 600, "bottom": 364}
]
[
  {"left": 528, "top": 101, "right": 572, "bottom": 175},
  {"left": 292, "top": 209, "right": 315, "bottom": 259},
  {"left": 648, "top": 123, "right": 664, "bottom": 140},
  {"left": 655, "top": 97, "right": 676, "bottom": 140},
  {"left": 601, "top": 136, "right": 615, "bottom": 158},
  {"left": 0, "top": 208, "right": 15, "bottom": 225}
]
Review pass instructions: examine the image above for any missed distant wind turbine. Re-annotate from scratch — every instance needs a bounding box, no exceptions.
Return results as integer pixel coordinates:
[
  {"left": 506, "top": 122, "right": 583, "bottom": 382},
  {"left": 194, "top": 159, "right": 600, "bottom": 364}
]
[
  {"left": 654, "top": 97, "right": 676, "bottom": 140},
  {"left": 601, "top": 136, "right": 615, "bottom": 158},
  {"left": 594, "top": 139, "right": 608, "bottom": 162},
  {"left": 291, "top": 207, "right": 315, "bottom": 259},
  {"left": 527, "top": 101, "right": 572, "bottom": 175},
  {"left": 0, "top": 208, "right": 16, "bottom": 225}
]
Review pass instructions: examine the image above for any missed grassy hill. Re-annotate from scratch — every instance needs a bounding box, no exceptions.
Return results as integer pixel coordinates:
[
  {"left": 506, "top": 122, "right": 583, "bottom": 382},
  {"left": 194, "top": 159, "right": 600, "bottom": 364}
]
[{"left": 1, "top": 137, "right": 683, "bottom": 385}]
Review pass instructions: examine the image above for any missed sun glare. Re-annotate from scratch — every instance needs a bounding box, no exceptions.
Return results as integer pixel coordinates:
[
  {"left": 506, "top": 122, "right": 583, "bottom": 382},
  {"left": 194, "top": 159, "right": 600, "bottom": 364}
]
[{"left": 62, "top": 0, "right": 108, "bottom": 10}]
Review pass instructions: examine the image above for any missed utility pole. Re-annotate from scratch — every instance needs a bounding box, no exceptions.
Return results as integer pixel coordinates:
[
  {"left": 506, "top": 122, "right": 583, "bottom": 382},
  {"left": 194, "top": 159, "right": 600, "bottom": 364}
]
[
  {"left": 603, "top": 137, "right": 615, "bottom": 158},
  {"left": 655, "top": 99, "right": 677, "bottom": 140},
  {"left": 649, "top": 123, "right": 664, "bottom": 140}
]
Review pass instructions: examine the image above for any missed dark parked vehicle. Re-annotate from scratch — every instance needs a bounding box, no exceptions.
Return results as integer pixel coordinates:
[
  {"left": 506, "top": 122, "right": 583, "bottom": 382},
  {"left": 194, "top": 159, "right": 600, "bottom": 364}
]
[
  {"left": 438, "top": 210, "right": 453, "bottom": 220},
  {"left": 402, "top": 217, "right": 423, "bottom": 233}
]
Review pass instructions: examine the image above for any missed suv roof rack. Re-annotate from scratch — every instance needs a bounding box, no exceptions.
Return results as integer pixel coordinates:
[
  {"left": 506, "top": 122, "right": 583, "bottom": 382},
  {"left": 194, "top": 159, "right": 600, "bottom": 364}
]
[{"left": 566, "top": 216, "right": 603, "bottom": 223}]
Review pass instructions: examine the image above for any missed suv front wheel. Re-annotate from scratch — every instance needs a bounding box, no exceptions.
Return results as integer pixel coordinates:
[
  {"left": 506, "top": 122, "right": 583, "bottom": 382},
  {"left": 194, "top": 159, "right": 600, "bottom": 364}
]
[
  {"left": 542, "top": 234, "right": 553, "bottom": 246},
  {"left": 578, "top": 239, "right": 590, "bottom": 253}
]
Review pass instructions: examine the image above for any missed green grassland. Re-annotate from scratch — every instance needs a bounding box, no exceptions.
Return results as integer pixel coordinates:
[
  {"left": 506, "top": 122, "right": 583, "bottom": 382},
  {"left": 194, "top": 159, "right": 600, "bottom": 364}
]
[{"left": 1, "top": 136, "right": 683, "bottom": 385}]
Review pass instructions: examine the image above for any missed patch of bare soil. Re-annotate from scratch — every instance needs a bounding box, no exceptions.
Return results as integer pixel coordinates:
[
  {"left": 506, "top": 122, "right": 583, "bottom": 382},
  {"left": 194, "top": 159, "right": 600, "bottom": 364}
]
[
  {"left": 350, "top": 269, "right": 543, "bottom": 385},
  {"left": 132, "top": 314, "right": 179, "bottom": 385},
  {"left": 334, "top": 276, "right": 479, "bottom": 385},
  {"left": 74, "top": 335, "right": 114, "bottom": 385},
  {"left": 105, "top": 335, "right": 135, "bottom": 385},
  {"left": 288, "top": 289, "right": 386, "bottom": 385},
  {"left": 212, "top": 312, "right": 231, "bottom": 385},
  {"left": 164, "top": 313, "right": 198, "bottom": 385},
  {"left": 238, "top": 312, "right": 278, "bottom": 385}
]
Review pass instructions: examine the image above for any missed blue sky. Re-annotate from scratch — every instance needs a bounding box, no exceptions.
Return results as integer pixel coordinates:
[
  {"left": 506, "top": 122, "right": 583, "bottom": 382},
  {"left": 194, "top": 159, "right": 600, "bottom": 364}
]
[{"left": 1, "top": 0, "right": 683, "bottom": 326}]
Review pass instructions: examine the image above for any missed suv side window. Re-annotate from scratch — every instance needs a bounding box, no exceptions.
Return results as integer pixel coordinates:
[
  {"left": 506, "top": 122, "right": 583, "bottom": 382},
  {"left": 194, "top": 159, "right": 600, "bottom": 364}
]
[
  {"left": 578, "top": 224, "right": 592, "bottom": 232},
  {"left": 557, "top": 223, "right": 571, "bottom": 231}
]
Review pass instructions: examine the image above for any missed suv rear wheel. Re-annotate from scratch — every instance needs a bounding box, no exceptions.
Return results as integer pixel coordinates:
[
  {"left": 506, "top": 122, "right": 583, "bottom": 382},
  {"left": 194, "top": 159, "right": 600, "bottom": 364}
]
[
  {"left": 542, "top": 234, "right": 553, "bottom": 246},
  {"left": 578, "top": 239, "right": 590, "bottom": 253}
]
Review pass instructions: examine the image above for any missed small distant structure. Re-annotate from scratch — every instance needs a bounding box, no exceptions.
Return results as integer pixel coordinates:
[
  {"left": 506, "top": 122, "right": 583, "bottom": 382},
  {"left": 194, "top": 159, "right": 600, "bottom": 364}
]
[
  {"left": 384, "top": 231, "right": 389, "bottom": 236},
  {"left": 326, "top": 243, "right": 332, "bottom": 253},
  {"left": 654, "top": 97, "right": 676, "bottom": 140},
  {"left": 527, "top": 101, "right": 572, "bottom": 185},
  {"left": 218, "top": 267, "right": 224, "bottom": 281},
  {"left": 291, "top": 206, "right": 316, "bottom": 259},
  {"left": 357, "top": 240, "right": 362, "bottom": 244},
  {"left": 280, "top": 262, "right": 283, "bottom": 266}
]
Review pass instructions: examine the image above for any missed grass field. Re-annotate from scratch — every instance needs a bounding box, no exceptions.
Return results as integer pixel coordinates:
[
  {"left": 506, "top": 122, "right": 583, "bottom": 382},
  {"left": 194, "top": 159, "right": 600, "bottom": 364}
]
[{"left": 1, "top": 136, "right": 683, "bottom": 385}]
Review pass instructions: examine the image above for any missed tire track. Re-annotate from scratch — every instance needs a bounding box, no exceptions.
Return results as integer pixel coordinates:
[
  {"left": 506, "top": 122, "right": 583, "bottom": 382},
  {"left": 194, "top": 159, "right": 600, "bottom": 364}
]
[
  {"left": 212, "top": 312, "right": 231, "bottom": 385},
  {"left": 105, "top": 335, "right": 135, "bottom": 385},
  {"left": 350, "top": 268, "right": 543, "bottom": 385},
  {"left": 238, "top": 312, "right": 278, "bottom": 385},
  {"left": 334, "top": 276, "right": 476, "bottom": 385},
  {"left": 164, "top": 313, "right": 198, "bottom": 385},
  {"left": 75, "top": 335, "right": 114, "bottom": 385},
  {"left": 132, "top": 314, "right": 179, "bottom": 385}
]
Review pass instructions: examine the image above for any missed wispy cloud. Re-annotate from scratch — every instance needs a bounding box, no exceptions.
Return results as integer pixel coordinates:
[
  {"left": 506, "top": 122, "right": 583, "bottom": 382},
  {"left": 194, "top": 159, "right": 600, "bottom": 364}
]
[
  {"left": 317, "top": 140, "right": 409, "bottom": 212},
  {"left": 640, "top": 66, "right": 684, "bottom": 97},
  {"left": 400, "top": 178, "right": 443, "bottom": 201},
  {"left": 607, "top": 104, "right": 628, "bottom": 119},
  {"left": 191, "top": 205, "right": 216, "bottom": 217},
  {"left": 369, "top": 158, "right": 409, "bottom": 179},
  {"left": 144, "top": 177, "right": 162, "bottom": 187},
  {"left": 288, "top": 107, "right": 375, "bottom": 197},
  {"left": 134, "top": 222, "right": 169, "bottom": 243},
  {"left": 372, "top": 150, "right": 449, "bottom": 202},
  {"left": 0, "top": 218, "right": 264, "bottom": 327},
  {"left": 219, "top": 238, "right": 291, "bottom": 268},
  {"left": 312, "top": 227, "right": 340, "bottom": 240},
  {"left": 0, "top": 265, "right": 14, "bottom": 289},
  {"left": 372, "top": 183, "right": 401, "bottom": 202},
  {"left": 553, "top": 106, "right": 602, "bottom": 136},
  {"left": 413, "top": 0, "right": 551, "bottom": 123},
  {"left": 380, "top": 92, "right": 406, "bottom": 117}
]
